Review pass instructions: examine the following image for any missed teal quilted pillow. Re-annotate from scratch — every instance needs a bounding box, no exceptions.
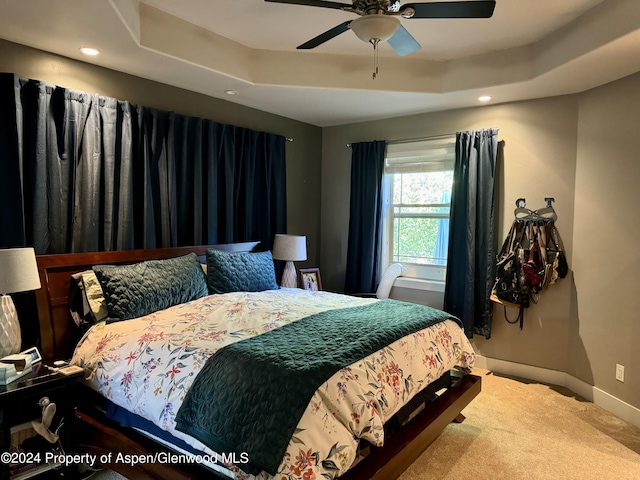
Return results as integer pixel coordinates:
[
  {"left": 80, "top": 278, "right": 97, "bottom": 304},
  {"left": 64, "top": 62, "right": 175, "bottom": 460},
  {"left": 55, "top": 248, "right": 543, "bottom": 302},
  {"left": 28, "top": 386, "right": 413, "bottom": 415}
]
[
  {"left": 93, "top": 253, "right": 209, "bottom": 321},
  {"left": 206, "top": 249, "right": 279, "bottom": 294}
]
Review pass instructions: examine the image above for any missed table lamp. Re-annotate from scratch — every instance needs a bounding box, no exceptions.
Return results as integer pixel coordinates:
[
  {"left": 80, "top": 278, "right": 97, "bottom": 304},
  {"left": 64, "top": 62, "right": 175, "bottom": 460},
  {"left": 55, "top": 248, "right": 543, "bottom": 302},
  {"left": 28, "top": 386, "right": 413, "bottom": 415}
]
[
  {"left": 0, "top": 247, "right": 42, "bottom": 357},
  {"left": 272, "top": 234, "right": 307, "bottom": 288}
]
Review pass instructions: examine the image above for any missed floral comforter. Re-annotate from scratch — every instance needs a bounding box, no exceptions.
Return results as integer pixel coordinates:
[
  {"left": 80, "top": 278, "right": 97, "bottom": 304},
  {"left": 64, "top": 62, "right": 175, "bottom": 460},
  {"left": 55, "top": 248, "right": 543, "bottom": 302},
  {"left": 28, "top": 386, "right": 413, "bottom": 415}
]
[{"left": 71, "top": 289, "right": 475, "bottom": 479}]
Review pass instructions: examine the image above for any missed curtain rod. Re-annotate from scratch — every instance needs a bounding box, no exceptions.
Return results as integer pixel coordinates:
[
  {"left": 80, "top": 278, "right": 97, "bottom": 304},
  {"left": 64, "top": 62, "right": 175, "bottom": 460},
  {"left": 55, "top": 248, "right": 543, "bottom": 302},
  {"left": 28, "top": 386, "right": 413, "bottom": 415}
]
[
  {"left": 286, "top": 137, "right": 294, "bottom": 142},
  {"left": 346, "top": 132, "right": 456, "bottom": 148}
]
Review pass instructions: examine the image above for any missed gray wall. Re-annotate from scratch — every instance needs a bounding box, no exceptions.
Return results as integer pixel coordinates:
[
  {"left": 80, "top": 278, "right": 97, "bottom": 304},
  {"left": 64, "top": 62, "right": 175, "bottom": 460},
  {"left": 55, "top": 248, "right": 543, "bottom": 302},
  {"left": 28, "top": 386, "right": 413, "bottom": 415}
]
[
  {"left": 321, "top": 77, "right": 640, "bottom": 410},
  {"left": 2, "top": 38, "right": 638, "bottom": 411},
  {"left": 572, "top": 72, "right": 640, "bottom": 406},
  {"left": 0, "top": 39, "right": 323, "bottom": 268}
]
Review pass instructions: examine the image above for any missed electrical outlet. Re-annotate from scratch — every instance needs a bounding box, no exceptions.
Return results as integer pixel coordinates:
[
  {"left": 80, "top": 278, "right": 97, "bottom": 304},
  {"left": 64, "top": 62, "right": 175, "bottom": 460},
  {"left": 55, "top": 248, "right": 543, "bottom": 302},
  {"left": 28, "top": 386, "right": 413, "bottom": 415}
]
[{"left": 616, "top": 364, "right": 625, "bottom": 382}]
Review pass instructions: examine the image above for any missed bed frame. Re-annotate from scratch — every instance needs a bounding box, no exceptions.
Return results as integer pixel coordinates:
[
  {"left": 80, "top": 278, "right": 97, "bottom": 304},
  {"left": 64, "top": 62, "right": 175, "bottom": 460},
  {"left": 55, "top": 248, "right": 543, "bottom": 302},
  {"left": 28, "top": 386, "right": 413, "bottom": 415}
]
[{"left": 34, "top": 244, "right": 481, "bottom": 480}]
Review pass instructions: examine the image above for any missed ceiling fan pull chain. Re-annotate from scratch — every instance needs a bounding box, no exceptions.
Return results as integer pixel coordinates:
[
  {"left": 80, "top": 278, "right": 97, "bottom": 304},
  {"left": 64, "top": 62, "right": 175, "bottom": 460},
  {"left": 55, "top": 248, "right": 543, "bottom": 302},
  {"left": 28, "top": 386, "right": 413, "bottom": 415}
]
[{"left": 371, "top": 38, "right": 379, "bottom": 80}]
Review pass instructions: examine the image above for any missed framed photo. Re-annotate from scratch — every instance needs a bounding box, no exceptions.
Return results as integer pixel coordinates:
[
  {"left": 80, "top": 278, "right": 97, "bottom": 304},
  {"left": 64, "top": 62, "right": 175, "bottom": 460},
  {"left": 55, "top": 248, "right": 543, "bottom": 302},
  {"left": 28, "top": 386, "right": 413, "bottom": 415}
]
[{"left": 298, "top": 268, "right": 322, "bottom": 291}]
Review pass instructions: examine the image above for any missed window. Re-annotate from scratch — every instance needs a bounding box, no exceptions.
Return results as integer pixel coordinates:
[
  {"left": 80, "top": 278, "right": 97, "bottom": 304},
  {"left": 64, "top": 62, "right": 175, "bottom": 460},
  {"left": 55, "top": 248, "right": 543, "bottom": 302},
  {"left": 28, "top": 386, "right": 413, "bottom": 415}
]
[{"left": 381, "top": 137, "right": 455, "bottom": 281}]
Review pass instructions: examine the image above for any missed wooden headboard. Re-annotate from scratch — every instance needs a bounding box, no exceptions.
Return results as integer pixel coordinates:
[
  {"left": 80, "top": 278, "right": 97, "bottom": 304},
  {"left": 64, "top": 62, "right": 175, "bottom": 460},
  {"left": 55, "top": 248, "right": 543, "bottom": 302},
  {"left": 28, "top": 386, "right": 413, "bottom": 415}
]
[{"left": 35, "top": 242, "right": 261, "bottom": 360}]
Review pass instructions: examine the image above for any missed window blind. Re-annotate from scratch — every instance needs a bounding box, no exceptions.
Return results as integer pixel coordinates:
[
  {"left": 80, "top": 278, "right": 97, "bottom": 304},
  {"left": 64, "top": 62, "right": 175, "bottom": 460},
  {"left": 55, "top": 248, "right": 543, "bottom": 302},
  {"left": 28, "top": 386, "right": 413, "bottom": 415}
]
[{"left": 385, "top": 137, "right": 455, "bottom": 173}]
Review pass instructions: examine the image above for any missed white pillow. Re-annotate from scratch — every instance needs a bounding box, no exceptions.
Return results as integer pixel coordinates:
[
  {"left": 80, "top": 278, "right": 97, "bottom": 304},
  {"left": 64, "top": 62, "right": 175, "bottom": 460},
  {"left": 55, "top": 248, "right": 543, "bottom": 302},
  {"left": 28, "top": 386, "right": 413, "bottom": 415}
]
[{"left": 81, "top": 271, "right": 108, "bottom": 322}]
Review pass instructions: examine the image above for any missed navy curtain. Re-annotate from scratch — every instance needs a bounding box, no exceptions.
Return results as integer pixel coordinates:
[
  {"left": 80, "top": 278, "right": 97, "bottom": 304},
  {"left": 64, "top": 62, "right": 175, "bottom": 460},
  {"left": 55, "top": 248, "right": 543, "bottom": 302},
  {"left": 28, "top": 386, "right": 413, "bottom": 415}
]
[
  {"left": 0, "top": 73, "right": 287, "bottom": 254},
  {"left": 443, "top": 129, "right": 499, "bottom": 338},
  {"left": 0, "top": 73, "right": 287, "bottom": 348},
  {"left": 344, "top": 140, "right": 386, "bottom": 294}
]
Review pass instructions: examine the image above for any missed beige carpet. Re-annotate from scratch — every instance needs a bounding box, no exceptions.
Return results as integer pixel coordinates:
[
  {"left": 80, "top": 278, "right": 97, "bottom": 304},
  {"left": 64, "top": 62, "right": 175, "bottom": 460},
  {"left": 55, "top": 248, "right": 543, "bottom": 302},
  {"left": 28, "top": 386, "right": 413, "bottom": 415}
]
[
  {"left": 91, "top": 368, "right": 640, "bottom": 480},
  {"left": 399, "top": 368, "right": 640, "bottom": 480}
]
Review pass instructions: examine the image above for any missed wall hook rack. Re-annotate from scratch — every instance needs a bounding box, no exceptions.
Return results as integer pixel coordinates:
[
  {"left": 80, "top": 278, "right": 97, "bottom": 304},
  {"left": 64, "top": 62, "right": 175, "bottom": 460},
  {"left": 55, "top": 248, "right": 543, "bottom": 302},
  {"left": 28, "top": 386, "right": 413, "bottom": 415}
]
[
  {"left": 515, "top": 197, "right": 556, "bottom": 209},
  {"left": 513, "top": 197, "right": 558, "bottom": 222}
]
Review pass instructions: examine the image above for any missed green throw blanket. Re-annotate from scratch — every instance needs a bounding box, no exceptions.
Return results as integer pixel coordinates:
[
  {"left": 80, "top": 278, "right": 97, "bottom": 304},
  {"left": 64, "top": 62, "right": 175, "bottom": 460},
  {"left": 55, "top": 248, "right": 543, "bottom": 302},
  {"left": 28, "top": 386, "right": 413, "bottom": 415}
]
[{"left": 175, "top": 299, "right": 458, "bottom": 475}]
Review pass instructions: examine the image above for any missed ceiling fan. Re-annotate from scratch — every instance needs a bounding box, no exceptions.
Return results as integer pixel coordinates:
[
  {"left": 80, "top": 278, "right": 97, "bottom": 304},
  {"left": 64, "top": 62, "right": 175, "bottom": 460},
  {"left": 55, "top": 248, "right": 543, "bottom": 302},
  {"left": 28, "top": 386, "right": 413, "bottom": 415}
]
[{"left": 264, "top": 0, "right": 496, "bottom": 58}]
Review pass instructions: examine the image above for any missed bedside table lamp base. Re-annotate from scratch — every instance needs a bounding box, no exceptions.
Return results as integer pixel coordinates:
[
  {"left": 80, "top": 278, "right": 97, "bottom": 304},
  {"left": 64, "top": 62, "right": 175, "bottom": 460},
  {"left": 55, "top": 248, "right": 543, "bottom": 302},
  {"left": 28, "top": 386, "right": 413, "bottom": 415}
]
[
  {"left": 0, "top": 295, "right": 21, "bottom": 358},
  {"left": 0, "top": 247, "right": 42, "bottom": 357},
  {"left": 281, "top": 261, "right": 298, "bottom": 288}
]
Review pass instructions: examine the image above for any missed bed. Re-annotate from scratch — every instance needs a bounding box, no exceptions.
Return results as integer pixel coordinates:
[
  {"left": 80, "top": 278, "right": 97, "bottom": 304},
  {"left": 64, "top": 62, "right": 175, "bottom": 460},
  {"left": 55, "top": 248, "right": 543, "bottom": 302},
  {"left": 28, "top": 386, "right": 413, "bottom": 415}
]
[{"left": 34, "top": 243, "right": 481, "bottom": 480}]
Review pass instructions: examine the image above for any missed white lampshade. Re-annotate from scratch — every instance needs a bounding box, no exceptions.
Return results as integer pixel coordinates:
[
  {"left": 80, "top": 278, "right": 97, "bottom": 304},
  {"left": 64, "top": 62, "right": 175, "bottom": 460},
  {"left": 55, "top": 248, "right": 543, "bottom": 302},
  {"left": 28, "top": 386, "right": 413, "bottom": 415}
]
[
  {"left": 350, "top": 15, "right": 401, "bottom": 43},
  {"left": 0, "top": 247, "right": 41, "bottom": 294},
  {"left": 0, "top": 247, "right": 41, "bottom": 357},
  {"left": 272, "top": 235, "right": 307, "bottom": 288},
  {"left": 272, "top": 234, "right": 307, "bottom": 262}
]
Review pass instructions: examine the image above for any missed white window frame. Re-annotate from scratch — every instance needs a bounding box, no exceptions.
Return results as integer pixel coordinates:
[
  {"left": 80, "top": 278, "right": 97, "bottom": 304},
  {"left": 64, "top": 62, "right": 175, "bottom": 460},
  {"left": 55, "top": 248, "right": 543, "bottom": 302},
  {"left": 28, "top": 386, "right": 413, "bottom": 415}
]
[{"left": 381, "top": 136, "right": 456, "bottom": 282}]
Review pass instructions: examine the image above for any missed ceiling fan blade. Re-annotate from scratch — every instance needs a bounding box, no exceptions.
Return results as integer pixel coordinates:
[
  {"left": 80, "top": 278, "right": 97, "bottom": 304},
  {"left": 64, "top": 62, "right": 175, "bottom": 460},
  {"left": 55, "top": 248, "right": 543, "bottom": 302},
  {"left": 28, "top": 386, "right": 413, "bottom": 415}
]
[
  {"left": 297, "top": 21, "right": 352, "bottom": 49},
  {"left": 405, "top": 1, "right": 496, "bottom": 19},
  {"left": 264, "top": 0, "right": 352, "bottom": 11},
  {"left": 388, "top": 25, "right": 421, "bottom": 56}
]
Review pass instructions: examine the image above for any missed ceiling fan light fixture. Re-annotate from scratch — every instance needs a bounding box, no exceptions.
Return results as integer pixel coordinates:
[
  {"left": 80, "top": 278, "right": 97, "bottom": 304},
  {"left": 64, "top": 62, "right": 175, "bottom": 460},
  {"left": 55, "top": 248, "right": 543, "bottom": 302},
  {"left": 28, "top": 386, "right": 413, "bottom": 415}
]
[{"left": 350, "top": 15, "right": 401, "bottom": 43}]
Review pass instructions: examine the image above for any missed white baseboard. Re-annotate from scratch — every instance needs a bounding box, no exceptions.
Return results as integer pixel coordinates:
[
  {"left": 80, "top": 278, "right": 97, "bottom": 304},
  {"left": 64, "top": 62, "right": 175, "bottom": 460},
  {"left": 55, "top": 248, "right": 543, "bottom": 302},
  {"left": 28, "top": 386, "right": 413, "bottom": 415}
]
[{"left": 474, "top": 355, "right": 640, "bottom": 429}]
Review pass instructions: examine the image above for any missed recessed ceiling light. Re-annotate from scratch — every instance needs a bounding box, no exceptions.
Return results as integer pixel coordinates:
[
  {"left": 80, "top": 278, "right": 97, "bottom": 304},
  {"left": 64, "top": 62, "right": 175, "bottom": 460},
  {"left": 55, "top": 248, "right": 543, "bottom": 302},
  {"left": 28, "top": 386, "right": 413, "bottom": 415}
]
[
  {"left": 225, "top": 90, "right": 239, "bottom": 96},
  {"left": 478, "top": 95, "right": 492, "bottom": 102},
  {"left": 80, "top": 47, "right": 100, "bottom": 56}
]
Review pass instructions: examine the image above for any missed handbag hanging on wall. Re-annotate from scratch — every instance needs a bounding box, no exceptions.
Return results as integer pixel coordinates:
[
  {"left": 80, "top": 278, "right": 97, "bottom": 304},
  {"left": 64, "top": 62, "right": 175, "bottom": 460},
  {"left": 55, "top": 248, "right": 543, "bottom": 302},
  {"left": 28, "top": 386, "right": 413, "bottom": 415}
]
[
  {"left": 491, "top": 199, "right": 568, "bottom": 329},
  {"left": 491, "top": 219, "right": 525, "bottom": 307},
  {"left": 522, "top": 222, "right": 547, "bottom": 293},
  {"left": 545, "top": 221, "right": 568, "bottom": 283}
]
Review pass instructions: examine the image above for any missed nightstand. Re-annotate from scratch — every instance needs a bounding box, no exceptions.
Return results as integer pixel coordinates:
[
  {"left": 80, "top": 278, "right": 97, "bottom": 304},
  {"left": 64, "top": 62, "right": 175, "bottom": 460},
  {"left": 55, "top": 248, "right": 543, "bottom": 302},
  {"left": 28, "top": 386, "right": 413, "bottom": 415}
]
[{"left": 0, "top": 362, "right": 82, "bottom": 479}]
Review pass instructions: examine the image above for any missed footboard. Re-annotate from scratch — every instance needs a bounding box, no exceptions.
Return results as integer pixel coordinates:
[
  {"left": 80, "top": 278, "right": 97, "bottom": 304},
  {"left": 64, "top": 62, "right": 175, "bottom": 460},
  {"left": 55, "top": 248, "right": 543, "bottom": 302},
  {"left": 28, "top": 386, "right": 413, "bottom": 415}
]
[
  {"left": 341, "top": 372, "right": 481, "bottom": 480},
  {"left": 73, "top": 372, "right": 481, "bottom": 480}
]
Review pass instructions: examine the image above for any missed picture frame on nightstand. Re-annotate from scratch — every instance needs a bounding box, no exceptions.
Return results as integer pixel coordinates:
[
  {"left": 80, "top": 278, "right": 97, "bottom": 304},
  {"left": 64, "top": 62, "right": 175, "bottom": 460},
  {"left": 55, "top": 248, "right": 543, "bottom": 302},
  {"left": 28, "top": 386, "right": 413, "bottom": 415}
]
[{"left": 299, "top": 268, "right": 322, "bottom": 291}]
